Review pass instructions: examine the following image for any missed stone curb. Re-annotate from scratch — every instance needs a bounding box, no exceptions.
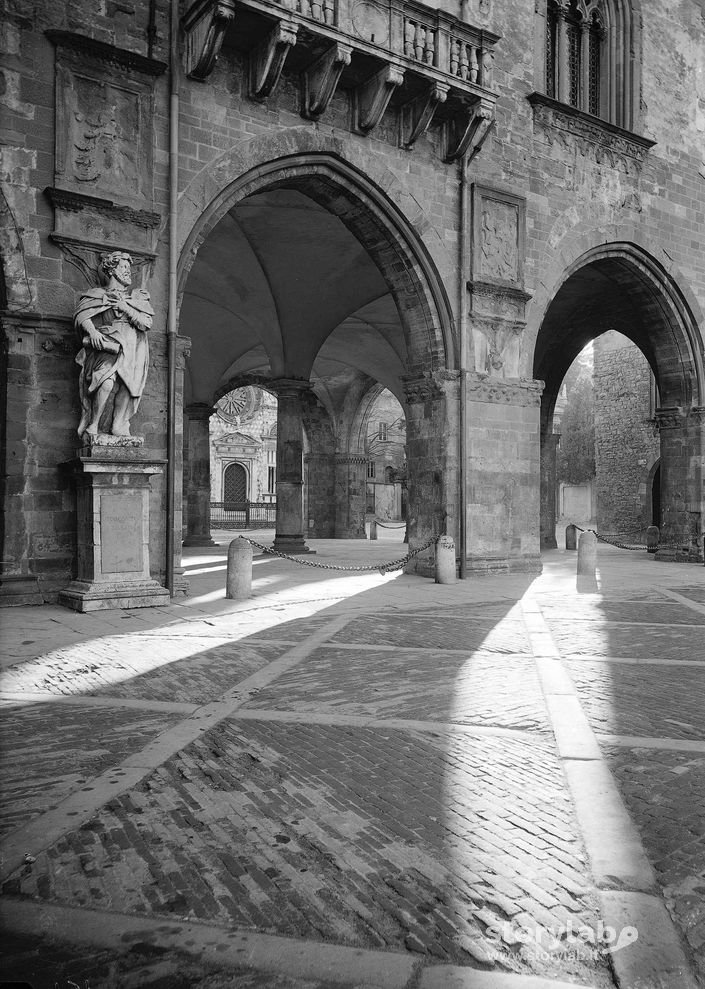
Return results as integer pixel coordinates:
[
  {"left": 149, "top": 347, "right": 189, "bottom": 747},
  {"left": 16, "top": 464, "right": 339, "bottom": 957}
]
[
  {"left": 0, "top": 898, "right": 597, "bottom": 989},
  {"left": 600, "top": 890, "right": 700, "bottom": 989}
]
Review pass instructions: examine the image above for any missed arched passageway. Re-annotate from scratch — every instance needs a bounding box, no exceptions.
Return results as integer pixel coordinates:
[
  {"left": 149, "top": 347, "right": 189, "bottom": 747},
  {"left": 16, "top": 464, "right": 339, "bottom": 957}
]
[
  {"left": 534, "top": 244, "right": 704, "bottom": 559},
  {"left": 178, "top": 154, "right": 456, "bottom": 565}
]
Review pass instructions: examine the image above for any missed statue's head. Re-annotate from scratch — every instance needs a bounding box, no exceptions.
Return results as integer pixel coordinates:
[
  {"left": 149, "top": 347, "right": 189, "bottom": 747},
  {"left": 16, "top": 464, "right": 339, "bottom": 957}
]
[{"left": 99, "top": 251, "right": 133, "bottom": 287}]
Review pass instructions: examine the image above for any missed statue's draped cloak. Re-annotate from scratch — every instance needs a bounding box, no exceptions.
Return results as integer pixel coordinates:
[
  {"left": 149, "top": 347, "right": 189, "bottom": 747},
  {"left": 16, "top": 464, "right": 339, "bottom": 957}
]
[{"left": 74, "top": 288, "right": 153, "bottom": 398}]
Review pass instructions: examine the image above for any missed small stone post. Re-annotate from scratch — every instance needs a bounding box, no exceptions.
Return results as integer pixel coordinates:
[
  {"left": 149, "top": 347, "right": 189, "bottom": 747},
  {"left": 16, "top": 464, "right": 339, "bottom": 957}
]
[
  {"left": 577, "top": 530, "right": 597, "bottom": 576},
  {"left": 565, "top": 524, "right": 577, "bottom": 550},
  {"left": 370, "top": 520, "right": 378, "bottom": 540},
  {"left": 646, "top": 525, "right": 659, "bottom": 554},
  {"left": 226, "top": 537, "right": 253, "bottom": 600},
  {"left": 435, "top": 534, "right": 456, "bottom": 584}
]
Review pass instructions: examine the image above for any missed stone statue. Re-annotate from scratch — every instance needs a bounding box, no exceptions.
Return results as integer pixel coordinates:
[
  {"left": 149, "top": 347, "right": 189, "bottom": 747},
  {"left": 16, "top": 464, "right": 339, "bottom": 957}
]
[{"left": 74, "top": 251, "right": 153, "bottom": 438}]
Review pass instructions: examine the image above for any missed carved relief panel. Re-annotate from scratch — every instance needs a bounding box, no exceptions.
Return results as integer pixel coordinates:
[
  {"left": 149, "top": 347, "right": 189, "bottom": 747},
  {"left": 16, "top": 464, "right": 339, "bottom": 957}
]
[
  {"left": 468, "top": 185, "right": 529, "bottom": 378},
  {"left": 46, "top": 33, "right": 165, "bottom": 282}
]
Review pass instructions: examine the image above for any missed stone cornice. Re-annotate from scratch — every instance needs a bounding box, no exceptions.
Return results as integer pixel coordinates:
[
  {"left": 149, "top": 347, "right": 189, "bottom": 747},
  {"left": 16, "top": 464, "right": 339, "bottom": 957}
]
[
  {"left": 45, "top": 188, "right": 162, "bottom": 229},
  {"left": 528, "top": 92, "right": 656, "bottom": 172},
  {"left": 46, "top": 29, "right": 167, "bottom": 76}
]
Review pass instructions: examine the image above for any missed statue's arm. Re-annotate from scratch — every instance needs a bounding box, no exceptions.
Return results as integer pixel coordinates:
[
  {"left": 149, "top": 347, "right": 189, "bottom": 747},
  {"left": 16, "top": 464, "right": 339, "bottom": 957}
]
[{"left": 115, "top": 292, "right": 153, "bottom": 331}]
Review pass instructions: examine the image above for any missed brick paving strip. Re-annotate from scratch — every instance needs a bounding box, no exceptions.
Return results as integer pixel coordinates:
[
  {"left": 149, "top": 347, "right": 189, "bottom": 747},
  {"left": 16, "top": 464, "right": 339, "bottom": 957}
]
[
  {"left": 0, "top": 613, "right": 355, "bottom": 882},
  {"left": 522, "top": 595, "right": 701, "bottom": 989}
]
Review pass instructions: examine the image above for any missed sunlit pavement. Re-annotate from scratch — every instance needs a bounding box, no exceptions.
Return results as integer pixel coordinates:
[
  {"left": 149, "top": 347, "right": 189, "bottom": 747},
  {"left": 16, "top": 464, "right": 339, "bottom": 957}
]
[{"left": 0, "top": 530, "right": 703, "bottom": 989}]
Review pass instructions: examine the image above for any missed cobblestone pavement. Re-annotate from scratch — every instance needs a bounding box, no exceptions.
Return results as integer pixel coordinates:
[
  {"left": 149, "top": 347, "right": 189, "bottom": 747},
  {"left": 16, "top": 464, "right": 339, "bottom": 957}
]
[
  {"left": 1, "top": 537, "right": 704, "bottom": 988},
  {"left": 604, "top": 746, "right": 705, "bottom": 987}
]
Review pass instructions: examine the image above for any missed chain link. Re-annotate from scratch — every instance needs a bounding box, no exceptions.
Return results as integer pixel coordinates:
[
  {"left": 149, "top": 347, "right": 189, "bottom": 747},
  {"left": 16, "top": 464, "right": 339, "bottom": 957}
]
[{"left": 239, "top": 536, "right": 437, "bottom": 574}]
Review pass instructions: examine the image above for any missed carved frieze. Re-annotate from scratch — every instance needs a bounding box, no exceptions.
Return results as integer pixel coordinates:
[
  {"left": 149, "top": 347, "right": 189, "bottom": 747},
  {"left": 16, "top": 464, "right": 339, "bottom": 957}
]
[
  {"left": 654, "top": 407, "right": 688, "bottom": 431},
  {"left": 528, "top": 93, "right": 656, "bottom": 176},
  {"left": 466, "top": 376, "right": 543, "bottom": 407},
  {"left": 402, "top": 373, "right": 445, "bottom": 405}
]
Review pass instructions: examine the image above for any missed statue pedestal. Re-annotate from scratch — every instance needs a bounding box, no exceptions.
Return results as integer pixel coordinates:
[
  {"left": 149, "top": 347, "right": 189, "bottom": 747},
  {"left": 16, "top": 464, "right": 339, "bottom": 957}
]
[{"left": 59, "top": 438, "right": 170, "bottom": 612}]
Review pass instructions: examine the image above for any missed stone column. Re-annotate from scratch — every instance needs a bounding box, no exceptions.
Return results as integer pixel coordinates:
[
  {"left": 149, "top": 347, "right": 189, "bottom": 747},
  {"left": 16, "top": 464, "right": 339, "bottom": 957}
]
[
  {"left": 305, "top": 452, "right": 335, "bottom": 537},
  {"left": 540, "top": 432, "right": 560, "bottom": 550},
  {"left": 556, "top": 1, "right": 570, "bottom": 104},
  {"left": 334, "top": 455, "right": 368, "bottom": 539},
  {"left": 272, "top": 379, "right": 311, "bottom": 554},
  {"left": 655, "top": 407, "right": 704, "bottom": 561},
  {"left": 183, "top": 403, "right": 215, "bottom": 547}
]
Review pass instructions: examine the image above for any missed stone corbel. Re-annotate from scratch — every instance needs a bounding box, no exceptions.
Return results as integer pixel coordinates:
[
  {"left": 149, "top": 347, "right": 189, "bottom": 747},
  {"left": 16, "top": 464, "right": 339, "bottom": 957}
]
[
  {"left": 443, "top": 96, "right": 495, "bottom": 163},
  {"left": 250, "top": 20, "right": 298, "bottom": 99},
  {"left": 400, "top": 81, "right": 449, "bottom": 149},
  {"left": 302, "top": 43, "right": 352, "bottom": 119},
  {"left": 182, "top": 0, "right": 237, "bottom": 81},
  {"left": 355, "top": 65, "right": 405, "bottom": 133}
]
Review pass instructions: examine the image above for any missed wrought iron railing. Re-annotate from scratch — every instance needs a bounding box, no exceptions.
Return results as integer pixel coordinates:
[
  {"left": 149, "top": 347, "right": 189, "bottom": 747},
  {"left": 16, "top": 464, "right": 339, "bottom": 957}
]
[{"left": 210, "top": 501, "right": 277, "bottom": 528}]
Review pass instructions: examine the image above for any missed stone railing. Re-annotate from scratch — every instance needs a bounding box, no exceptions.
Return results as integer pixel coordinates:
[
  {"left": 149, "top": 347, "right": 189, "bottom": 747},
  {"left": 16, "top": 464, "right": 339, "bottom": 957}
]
[{"left": 182, "top": 0, "right": 499, "bottom": 160}]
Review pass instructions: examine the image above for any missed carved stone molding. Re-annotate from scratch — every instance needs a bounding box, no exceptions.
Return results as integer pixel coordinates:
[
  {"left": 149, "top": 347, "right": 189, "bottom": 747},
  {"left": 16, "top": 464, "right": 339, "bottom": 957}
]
[
  {"left": 443, "top": 97, "right": 495, "bottom": 163},
  {"left": 528, "top": 92, "right": 656, "bottom": 175},
  {"left": 251, "top": 20, "right": 298, "bottom": 99},
  {"left": 302, "top": 43, "right": 352, "bottom": 119},
  {"left": 355, "top": 65, "right": 405, "bottom": 133},
  {"left": 46, "top": 188, "right": 160, "bottom": 230},
  {"left": 400, "top": 81, "right": 449, "bottom": 149},
  {"left": 654, "top": 406, "right": 689, "bottom": 431},
  {"left": 466, "top": 375, "right": 543, "bottom": 406},
  {"left": 49, "top": 235, "right": 155, "bottom": 287},
  {"left": 46, "top": 30, "right": 167, "bottom": 76},
  {"left": 182, "top": 0, "right": 237, "bottom": 81},
  {"left": 335, "top": 454, "right": 368, "bottom": 466},
  {"left": 402, "top": 373, "right": 444, "bottom": 404}
]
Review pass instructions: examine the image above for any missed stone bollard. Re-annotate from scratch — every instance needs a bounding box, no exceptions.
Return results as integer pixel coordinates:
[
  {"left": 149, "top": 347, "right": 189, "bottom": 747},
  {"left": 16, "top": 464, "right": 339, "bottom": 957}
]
[
  {"left": 435, "top": 534, "right": 456, "bottom": 584},
  {"left": 226, "top": 537, "right": 253, "bottom": 600},
  {"left": 646, "top": 525, "right": 659, "bottom": 554},
  {"left": 577, "top": 530, "right": 597, "bottom": 576},
  {"left": 370, "top": 520, "right": 377, "bottom": 541},
  {"left": 565, "top": 524, "right": 577, "bottom": 551}
]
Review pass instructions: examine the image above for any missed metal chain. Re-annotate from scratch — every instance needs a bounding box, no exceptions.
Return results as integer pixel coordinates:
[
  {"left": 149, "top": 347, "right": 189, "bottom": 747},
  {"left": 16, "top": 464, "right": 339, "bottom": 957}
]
[
  {"left": 240, "top": 536, "right": 436, "bottom": 574},
  {"left": 570, "top": 524, "right": 689, "bottom": 553}
]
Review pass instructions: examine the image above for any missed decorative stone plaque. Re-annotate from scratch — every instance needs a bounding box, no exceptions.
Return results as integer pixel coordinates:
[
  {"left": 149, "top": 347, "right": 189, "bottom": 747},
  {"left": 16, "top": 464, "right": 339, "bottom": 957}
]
[
  {"left": 101, "top": 492, "right": 144, "bottom": 572},
  {"left": 471, "top": 185, "right": 526, "bottom": 289}
]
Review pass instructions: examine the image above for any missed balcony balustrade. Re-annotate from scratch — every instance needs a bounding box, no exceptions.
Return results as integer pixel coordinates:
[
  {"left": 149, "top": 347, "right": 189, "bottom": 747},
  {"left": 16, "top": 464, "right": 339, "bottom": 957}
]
[{"left": 182, "top": 0, "right": 499, "bottom": 160}]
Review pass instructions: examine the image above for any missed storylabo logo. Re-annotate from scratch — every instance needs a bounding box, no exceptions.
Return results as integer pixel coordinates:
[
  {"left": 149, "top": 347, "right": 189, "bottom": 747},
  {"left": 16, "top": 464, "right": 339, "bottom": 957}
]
[{"left": 486, "top": 918, "right": 639, "bottom": 961}]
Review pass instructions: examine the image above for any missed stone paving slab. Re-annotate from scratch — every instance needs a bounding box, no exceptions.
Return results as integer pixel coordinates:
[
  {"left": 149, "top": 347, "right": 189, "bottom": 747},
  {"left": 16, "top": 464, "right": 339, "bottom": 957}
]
[
  {"left": 0, "top": 700, "right": 183, "bottom": 837},
  {"left": 4, "top": 717, "right": 611, "bottom": 986},
  {"left": 242, "top": 647, "right": 549, "bottom": 733},
  {"left": 538, "top": 601, "right": 705, "bottom": 625},
  {"left": 547, "top": 621, "right": 705, "bottom": 662},
  {"left": 604, "top": 746, "right": 705, "bottom": 985},
  {"left": 0, "top": 636, "right": 287, "bottom": 703},
  {"left": 566, "top": 662, "right": 705, "bottom": 740},
  {"left": 330, "top": 614, "right": 531, "bottom": 653}
]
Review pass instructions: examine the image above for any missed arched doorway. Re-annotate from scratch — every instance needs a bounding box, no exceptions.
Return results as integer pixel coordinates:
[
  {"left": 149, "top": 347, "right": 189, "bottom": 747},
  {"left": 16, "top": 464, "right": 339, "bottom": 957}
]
[
  {"left": 534, "top": 244, "right": 704, "bottom": 559},
  {"left": 223, "top": 463, "right": 248, "bottom": 504},
  {"left": 178, "top": 154, "right": 456, "bottom": 567}
]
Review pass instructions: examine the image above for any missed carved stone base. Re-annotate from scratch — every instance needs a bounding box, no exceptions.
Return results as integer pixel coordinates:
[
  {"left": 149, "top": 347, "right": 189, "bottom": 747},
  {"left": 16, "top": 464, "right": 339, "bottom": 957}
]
[
  {"left": 466, "top": 554, "right": 543, "bottom": 575},
  {"left": 59, "top": 450, "right": 169, "bottom": 612},
  {"left": 272, "top": 535, "right": 314, "bottom": 555},
  {"left": 59, "top": 578, "right": 170, "bottom": 612},
  {"left": 182, "top": 534, "right": 216, "bottom": 547}
]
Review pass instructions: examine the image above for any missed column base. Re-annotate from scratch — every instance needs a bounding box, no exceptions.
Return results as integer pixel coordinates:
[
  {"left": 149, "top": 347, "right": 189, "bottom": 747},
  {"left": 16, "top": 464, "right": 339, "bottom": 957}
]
[
  {"left": 182, "top": 535, "right": 216, "bottom": 547},
  {"left": 59, "top": 578, "right": 171, "bottom": 612},
  {"left": 273, "top": 535, "right": 315, "bottom": 555}
]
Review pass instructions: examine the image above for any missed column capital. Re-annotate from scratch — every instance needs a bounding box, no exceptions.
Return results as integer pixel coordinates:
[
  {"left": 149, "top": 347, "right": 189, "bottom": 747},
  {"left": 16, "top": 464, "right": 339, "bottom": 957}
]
[
  {"left": 269, "top": 377, "right": 313, "bottom": 398},
  {"left": 185, "top": 402, "right": 214, "bottom": 420},
  {"left": 654, "top": 406, "right": 688, "bottom": 430}
]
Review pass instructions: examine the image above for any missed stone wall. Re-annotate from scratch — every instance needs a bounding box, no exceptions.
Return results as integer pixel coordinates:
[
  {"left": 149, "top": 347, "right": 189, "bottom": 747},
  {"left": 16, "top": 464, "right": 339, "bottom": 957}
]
[{"left": 594, "top": 332, "right": 660, "bottom": 535}]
